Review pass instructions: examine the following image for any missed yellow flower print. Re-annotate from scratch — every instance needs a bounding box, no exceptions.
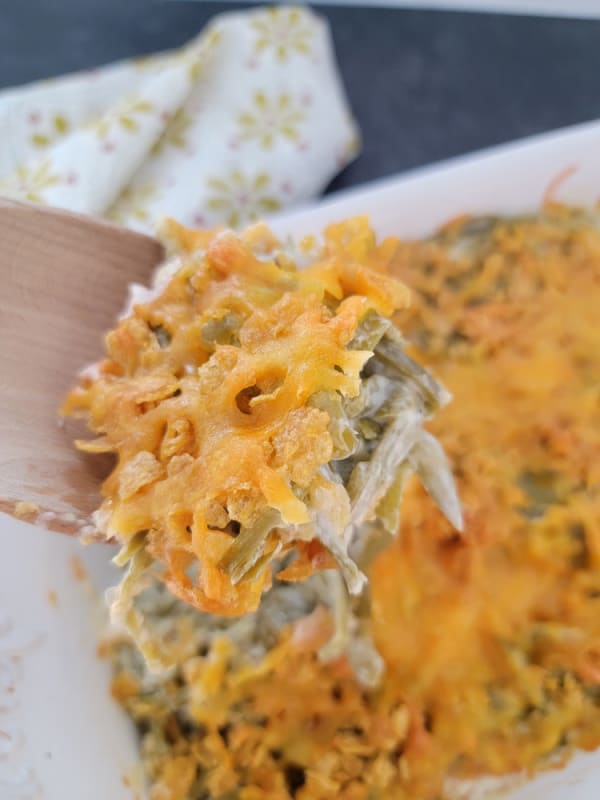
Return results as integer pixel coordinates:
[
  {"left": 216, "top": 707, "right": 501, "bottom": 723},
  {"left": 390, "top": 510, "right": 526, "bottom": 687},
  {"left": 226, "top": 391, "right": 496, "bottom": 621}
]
[
  {"left": 152, "top": 109, "right": 193, "bottom": 157},
  {"left": 136, "top": 25, "right": 222, "bottom": 83},
  {"left": 89, "top": 97, "right": 154, "bottom": 140},
  {"left": 187, "top": 26, "right": 222, "bottom": 82},
  {"left": 344, "top": 128, "right": 362, "bottom": 162},
  {"left": 207, "top": 171, "right": 281, "bottom": 228},
  {"left": 29, "top": 112, "right": 71, "bottom": 149},
  {"left": 0, "top": 159, "right": 63, "bottom": 203},
  {"left": 187, "top": 51, "right": 204, "bottom": 84},
  {"left": 106, "top": 183, "right": 157, "bottom": 225},
  {"left": 131, "top": 52, "right": 167, "bottom": 71},
  {"left": 251, "top": 7, "right": 315, "bottom": 62},
  {"left": 238, "top": 92, "right": 305, "bottom": 149}
]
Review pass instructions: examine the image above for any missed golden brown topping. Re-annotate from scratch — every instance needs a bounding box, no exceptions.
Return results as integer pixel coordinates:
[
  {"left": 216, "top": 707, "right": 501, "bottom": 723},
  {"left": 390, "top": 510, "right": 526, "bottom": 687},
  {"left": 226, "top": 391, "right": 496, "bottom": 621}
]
[
  {"left": 109, "top": 207, "right": 600, "bottom": 800},
  {"left": 65, "top": 218, "right": 417, "bottom": 619}
]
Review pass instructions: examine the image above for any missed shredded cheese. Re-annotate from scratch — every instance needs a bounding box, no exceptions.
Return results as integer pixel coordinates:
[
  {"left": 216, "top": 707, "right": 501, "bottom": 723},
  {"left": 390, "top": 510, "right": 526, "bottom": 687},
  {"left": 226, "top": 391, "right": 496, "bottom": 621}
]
[
  {"left": 64, "top": 218, "right": 412, "bottom": 616},
  {"left": 108, "top": 207, "right": 600, "bottom": 800}
]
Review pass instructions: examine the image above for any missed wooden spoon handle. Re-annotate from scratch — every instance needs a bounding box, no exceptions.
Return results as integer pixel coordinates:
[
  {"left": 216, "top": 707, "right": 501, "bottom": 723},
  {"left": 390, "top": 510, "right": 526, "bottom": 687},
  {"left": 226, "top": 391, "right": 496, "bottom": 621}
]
[{"left": 0, "top": 198, "right": 164, "bottom": 535}]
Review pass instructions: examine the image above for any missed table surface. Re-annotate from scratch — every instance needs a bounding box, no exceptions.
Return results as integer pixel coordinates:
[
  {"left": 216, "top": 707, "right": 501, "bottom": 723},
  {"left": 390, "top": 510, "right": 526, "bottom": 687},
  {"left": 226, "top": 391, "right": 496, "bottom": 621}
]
[{"left": 2, "top": 1, "right": 600, "bottom": 195}]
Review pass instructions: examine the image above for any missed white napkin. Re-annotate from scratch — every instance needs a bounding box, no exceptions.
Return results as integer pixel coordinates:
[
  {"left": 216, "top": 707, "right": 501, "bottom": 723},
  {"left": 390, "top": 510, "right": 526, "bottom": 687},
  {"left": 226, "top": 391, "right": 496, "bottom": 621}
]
[{"left": 0, "top": 5, "right": 359, "bottom": 233}]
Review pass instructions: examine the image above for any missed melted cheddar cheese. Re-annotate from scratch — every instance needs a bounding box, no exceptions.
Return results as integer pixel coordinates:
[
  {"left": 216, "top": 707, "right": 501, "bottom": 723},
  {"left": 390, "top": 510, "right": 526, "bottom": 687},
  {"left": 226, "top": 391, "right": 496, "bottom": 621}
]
[
  {"left": 64, "top": 219, "right": 411, "bottom": 616},
  {"left": 109, "top": 208, "right": 600, "bottom": 800}
]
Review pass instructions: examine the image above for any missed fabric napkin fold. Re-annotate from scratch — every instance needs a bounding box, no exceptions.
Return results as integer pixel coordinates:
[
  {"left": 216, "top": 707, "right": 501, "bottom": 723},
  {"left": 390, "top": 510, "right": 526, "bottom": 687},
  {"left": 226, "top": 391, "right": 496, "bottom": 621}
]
[{"left": 0, "top": 5, "right": 359, "bottom": 233}]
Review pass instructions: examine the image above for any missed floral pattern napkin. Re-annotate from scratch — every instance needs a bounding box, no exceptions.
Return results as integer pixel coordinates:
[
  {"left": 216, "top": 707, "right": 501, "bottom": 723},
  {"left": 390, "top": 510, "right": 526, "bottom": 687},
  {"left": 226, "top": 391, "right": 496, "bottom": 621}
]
[{"left": 0, "top": 6, "right": 359, "bottom": 233}]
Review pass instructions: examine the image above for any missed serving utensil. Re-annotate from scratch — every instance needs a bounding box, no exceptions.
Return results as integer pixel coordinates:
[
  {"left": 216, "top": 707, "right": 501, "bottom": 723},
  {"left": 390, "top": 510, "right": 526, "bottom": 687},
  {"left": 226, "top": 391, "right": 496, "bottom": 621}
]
[{"left": 0, "top": 197, "right": 164, "bottom": 534}]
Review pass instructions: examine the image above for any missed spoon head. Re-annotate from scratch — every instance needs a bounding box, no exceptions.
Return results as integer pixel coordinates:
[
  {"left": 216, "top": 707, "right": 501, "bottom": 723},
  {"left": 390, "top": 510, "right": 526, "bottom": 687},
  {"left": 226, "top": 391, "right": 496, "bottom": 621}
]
[{"left": 0, "top": 198, "right": 164, "bottom": 534}]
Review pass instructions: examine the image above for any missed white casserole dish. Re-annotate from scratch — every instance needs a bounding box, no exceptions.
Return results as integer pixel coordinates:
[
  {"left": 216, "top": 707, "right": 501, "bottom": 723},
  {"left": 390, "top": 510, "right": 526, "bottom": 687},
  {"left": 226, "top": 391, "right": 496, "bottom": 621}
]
[{"left": 2, "top": 118, "right": 600, "bottom": 799}]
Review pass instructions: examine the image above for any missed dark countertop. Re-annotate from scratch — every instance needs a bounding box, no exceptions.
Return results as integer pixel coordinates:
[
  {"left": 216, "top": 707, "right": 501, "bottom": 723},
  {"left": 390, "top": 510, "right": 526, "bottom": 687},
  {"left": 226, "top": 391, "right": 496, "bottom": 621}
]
[{"left": 2, "top": 2, "right": 600, "bottom": 194}]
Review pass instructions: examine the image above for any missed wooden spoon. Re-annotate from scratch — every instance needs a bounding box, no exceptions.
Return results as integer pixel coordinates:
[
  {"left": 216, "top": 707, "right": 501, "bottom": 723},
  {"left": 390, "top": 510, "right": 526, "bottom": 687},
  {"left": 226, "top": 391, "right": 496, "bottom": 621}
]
[{"left": 0, "top": 197, "right": 164, "bottom": 535}]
